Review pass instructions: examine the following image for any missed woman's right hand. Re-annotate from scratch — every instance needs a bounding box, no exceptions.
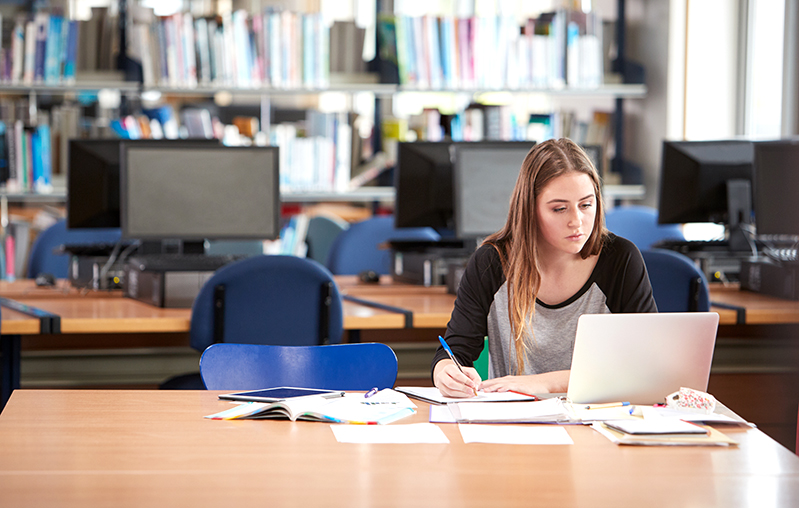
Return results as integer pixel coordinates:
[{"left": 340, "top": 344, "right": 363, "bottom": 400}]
[{"left": 433, "top": 359, "right": 482, "bottom": 398}]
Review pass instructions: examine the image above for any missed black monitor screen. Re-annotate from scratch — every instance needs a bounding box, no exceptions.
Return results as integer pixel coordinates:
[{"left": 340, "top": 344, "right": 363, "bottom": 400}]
[
  {"left": 68, "top": 139, "right": 223, "bottom": 229},
  {"left": 451, "top": 142, "right": 536, "bottom": 238},
  {"left": 120, "top": 145, "right": 280, "bottom": 240},
  {"left": 658, "top": 140, "right": 754, "bottom": 225},
  {"left": 754, "top": 140, "right": 799, "bottom": 236},
  {"left": 67, "top": 139, "right": 122, "bottom": 229},
  {"left": 394, "top": 141, "right": 454, "bottom": 231}
]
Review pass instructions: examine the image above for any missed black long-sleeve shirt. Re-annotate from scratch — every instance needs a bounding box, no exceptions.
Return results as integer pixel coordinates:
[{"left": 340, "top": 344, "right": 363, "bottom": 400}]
[{"left": 432, "top": 234, "right": 657, "bottom": 379}]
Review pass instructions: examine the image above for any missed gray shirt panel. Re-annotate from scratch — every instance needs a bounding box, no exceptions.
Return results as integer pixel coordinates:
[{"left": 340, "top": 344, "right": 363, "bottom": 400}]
[{"left": 487, "top": 282, "right": 611, "bottom": 378}]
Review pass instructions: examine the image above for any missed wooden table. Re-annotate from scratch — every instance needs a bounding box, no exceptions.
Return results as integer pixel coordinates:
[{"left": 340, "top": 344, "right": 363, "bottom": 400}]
[
  {"left": 710, "top": 283, "right": 799, "bottom": 324},
  {"left": 0, "top": 390, "right": 797, "bottom": 508},
  {"left": 0, "top": 281, "right": 413, "bottom": 407}
]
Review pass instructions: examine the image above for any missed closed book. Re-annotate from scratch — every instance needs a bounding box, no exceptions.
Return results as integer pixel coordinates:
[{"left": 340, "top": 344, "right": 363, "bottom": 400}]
[
  {"left": 62, "top": 20, "right": 79, "bottom": 82},
  {"left": 593, "top": 422, "right": 738, "bottom": 447},
  {"left": 22, "top": 20, "right": 35, "bottom": 83},
  {"left": 0, "top": 121, "right": 7, "bottom": 185},
  {"left": 10, "top": 19, "right": 24, "bottom": 82},
  {"left": 268, "top": 11, "right": 281, "bottom": 87},
  {"left": 424, "top": 15, "right": 442, "bottom": 89},
  {"left": 33, "top": 124, "right": 51, "bottom": 192},
  {"left": 33, "top": 12, "right": 48, "bottom": 83},
  {"left": 181, "top": 12, "right": 197, "bottom": 87},
  {"left": 195, "top": 17, "right": 211, "bottom": 84}
]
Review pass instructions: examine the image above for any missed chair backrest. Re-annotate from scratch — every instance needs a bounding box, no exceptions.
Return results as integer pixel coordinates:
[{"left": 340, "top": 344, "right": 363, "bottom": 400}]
[
  {"left": 326, "top": 215, "right": 440, "bottom": 275},
  {"left": 605, "top": 205, "right": 685, "bottom": 250},
  {"left": 199, "top": 342, "right": 398, "bottom": 391},
  {"left": 190, "top": 255, "right": 344, "bottom": 352},
  {"left": 642, "top": 248, "right": 710, "bottom": 312},
  {"left": 305, "top": 215, "right": 348, "bottom": 265},
  {"left": 27, "top": 219, "right": 122, "bottom": 278}
]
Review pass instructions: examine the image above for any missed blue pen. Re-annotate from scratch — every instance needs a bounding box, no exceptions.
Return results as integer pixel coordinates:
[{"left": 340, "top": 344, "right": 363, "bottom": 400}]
[
  {"left": 439, "top": 336, "right": 477, "bottom": 395},
  {"left": 364, "top": 387, "right": 378, "bottom": 398}
]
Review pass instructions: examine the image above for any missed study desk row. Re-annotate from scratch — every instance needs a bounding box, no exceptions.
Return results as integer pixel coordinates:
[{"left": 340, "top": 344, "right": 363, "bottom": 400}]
[
  {"left": 1, "top": 278, "right": 798, "bottom": 409},
  {"left": 0, "top": 389, "right": 797, "bottom": 507}
]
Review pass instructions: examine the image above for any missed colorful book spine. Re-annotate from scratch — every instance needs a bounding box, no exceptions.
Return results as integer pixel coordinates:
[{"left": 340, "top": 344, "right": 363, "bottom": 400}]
[
  {"left": 33, "top": 13, "right": 48, "bottom": 83},
  {"left": 44, "top": 14, "right": 62, "bottom": 83}
]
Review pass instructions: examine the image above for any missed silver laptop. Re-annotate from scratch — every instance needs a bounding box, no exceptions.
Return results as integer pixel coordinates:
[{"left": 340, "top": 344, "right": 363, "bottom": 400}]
[{"left": 567, "top": 312, "right": 719, "bottom": 405}]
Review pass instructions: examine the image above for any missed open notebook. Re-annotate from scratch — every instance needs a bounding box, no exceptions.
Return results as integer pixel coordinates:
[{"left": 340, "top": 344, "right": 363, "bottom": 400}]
[{"left": 567, "top": 312, "right": 719, "bottom": 405}]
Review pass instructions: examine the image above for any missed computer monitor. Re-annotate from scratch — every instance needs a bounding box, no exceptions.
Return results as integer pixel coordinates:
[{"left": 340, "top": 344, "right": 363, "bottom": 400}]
[
  {"left": 120, "top": 145, "right": 280, "bottom": 241},
  {"left": 67, "top": 139, "right": 222, "bottom": 230},
  {"left": 67, "top": 139, "right": 123, "bottom": 229},
  {"left": 451, "top": 142, "right": 536, "bottom": 238},
  {"left": 753, "top": 140, "right": 799, "bottom": 236},
  {"left": 658, "top": 140, "right": 754, "bottom": 227},
  {"left": 394, "top": 140, "right": 539, "bottom": 236},
  {"left": 394, "top": 141, "right": 454, "bottom": 232}
]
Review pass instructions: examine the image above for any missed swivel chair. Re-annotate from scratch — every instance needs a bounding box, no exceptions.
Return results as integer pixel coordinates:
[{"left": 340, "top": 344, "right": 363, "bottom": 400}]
[
  {"left": 200, "top": 342, "right": 398, "bottom": 391},
  {"left": 27, "top": 219, "right": 122, "bottom": 279},
  {"left": 305, "top": 214, "right": 348, "bottom": 265},
  {"left": 642, "top": 248, "right": 710, "bottom": 312},
  {"left": 326, "top": 215, "right": 440, "bottom": 275},
  {"left": 605, "top": 205, "right": 685, "bottom": 250},
  {"left": 162, "top": 255, "right": 344, "bottom": 389}
]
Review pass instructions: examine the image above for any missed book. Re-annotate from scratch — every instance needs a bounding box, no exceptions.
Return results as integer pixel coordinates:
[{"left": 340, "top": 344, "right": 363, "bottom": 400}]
[
  {"left": 205, "top": 389, "right": 417, "bottom": 425},
  {"left": 592, "top": 422, "right": 738, "bottom": 446}
]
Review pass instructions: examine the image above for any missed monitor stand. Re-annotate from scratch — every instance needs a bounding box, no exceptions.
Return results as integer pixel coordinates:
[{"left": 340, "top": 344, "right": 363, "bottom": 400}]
[{"left": 726, "top": 179, "right": 753, "bottom": 253}]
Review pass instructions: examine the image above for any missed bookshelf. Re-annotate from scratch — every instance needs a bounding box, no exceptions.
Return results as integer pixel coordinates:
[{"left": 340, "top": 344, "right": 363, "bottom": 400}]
[{"left": 0, "top": 0, "right": 648, "bottom": 204}]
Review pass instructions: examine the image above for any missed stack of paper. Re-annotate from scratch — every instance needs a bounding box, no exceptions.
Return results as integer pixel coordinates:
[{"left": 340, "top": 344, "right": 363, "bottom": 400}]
[{"left": 449, "top": 397, "right": 576, "bottom": 424}]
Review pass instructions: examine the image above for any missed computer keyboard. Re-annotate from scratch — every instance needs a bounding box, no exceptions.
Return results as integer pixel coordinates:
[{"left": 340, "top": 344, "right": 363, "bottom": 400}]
[
  {"left": 652, "top": 239, "right": 731, "bottom": 252},
  {"left": 126, "top": 253, "right": 246, "bottom": 272}
]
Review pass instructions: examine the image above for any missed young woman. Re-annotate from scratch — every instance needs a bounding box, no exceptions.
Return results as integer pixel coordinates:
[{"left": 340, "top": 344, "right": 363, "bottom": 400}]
[{"left": 432, "top": 138, "right": 657, "bottom": 398}]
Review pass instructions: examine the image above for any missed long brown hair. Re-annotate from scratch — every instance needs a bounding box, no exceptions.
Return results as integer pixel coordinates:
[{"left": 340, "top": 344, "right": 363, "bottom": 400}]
[{"left": 484, "top": 138, "right": 607, "bottom": 375}]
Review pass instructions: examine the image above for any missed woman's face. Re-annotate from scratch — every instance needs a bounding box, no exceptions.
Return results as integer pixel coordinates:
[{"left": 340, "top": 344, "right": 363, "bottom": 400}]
[{"left": 535, "top": 172, "right": 597, "bottom": 257}]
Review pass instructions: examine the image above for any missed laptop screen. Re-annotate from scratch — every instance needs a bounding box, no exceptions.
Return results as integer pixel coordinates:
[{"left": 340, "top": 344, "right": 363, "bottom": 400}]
[{"left": 566, "top": 312, "right": 719, "bottom": 405}]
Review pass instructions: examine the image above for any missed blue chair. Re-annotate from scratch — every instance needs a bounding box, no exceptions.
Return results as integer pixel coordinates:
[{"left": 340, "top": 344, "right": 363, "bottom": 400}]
[
  {"left": 199, "top": 342, "right": 398, "bottom": 391},
  {"left": 326, "top": 216, "right": 440, "bottom": 275},
  {"left": 27, "top": 219, "right": 122, "bottom": 278},
  {"left": 163, "top": 255, "right": 344, "bottom": 390},
  {"left": 190, "top": 255, "right": 343, "bottom": 352},
  {"left": 605, "top": 205, "right": 684, "bottom": 250},
  {"left": 305, "top": 215, "right": 348, "bottom": 266},
  {"left": 642, "top": 248, "right": 710, "bottom": 312}
]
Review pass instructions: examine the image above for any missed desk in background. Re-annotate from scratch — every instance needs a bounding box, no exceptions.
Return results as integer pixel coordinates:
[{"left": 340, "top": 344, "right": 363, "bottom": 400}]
[
  {"left": 0, "top": 281, "right": 411, "bottom": 408},
  {"left": 0, "top": 389, "right": 797, "bottom": 507},
  {"left": 2, "top": 278, "right": 799, "bottom": 450}
]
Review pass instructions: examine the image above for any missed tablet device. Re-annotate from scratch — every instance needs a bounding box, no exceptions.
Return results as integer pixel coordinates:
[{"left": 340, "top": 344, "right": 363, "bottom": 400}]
[{"left": 219, "top": 386, "right": 344, "bottom": 403}]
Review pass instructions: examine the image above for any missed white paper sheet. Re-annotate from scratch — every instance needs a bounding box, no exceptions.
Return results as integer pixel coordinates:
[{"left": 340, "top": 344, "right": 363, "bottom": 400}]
[
  {"left": 458, "top": 424, "right": 574, "bottom": 445},
  {"left": 330, "top": 423, "right": 450, "bottom": 444}
]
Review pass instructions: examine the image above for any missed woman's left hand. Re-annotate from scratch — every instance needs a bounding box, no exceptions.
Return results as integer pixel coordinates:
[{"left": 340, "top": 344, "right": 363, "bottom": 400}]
[{"left": 479, "top": 370, "right": 570, "bottom": 395}]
